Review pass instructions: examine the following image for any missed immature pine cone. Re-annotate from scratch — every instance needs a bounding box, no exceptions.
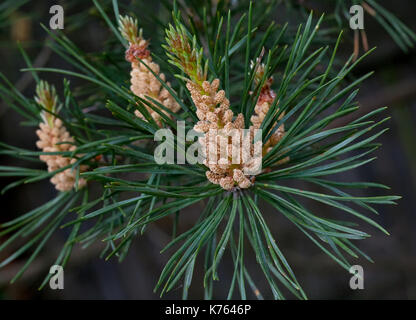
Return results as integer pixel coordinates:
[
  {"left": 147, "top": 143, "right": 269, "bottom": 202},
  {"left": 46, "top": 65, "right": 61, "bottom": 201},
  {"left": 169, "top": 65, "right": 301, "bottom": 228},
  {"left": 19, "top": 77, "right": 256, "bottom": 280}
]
[
  {"left": 35, "top": 81, "right": 88, "bottom": 191},
  {"left": 120, "top": 15, "right": 180, "bottom": 126},
  {"left": 250, "top": 61, "right": 289, "bottom": 166},
  {"left": 250, "top": 63, "right": 286, "bottom": 155},
  {"left": 188, "top": 79, "right": 257, "bottom": 190},
  {"left": 36, "top": 118, "right": 88, "bottom": 191}
]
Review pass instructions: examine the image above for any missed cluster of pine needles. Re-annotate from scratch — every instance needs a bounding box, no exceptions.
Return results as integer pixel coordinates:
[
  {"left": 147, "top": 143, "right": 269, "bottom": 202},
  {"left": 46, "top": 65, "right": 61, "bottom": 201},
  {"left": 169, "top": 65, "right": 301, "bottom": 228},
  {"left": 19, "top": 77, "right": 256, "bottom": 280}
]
[{"left": 0, "top": 0, "right": 411, "bottom": 299}]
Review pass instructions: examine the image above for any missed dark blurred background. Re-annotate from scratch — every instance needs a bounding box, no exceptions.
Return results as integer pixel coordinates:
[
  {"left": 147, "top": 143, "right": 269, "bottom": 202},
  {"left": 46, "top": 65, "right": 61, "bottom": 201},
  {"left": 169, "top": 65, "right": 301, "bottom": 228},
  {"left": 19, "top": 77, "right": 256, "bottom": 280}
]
[{"left": 0, "top": 0, "right": 415, "bottom": 299}]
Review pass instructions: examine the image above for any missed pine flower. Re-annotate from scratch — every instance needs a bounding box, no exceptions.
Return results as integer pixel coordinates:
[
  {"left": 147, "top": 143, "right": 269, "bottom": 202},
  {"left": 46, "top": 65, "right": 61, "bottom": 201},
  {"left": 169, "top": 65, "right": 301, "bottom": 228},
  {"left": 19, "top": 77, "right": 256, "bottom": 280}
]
[
  {"left": 165, "top": 22, "right": 259, "bottom": 190},
  {"left": 250, "top": 61, "right": 288, "bottom": 163},
  {"left": 35, "top": 81, "right": 88, "bottom": 191},
  {"left": 119, "top": 15, "right": 180, "bottom": 126},
  {"left": 187, "top": 78, "right": 254, "bottom": 190}
]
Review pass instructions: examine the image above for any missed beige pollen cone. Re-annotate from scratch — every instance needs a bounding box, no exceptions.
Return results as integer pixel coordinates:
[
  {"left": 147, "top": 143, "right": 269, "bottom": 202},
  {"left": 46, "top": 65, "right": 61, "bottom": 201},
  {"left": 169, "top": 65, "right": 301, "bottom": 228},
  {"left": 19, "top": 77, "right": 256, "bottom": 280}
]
[
  {"left": 36, "top": 118, "right": 88, "bottom": 192},
  {"left": 120, "top": 15, "right": 180, "bottom": 126},
  {"left": 250, "top": 63, "right": 289, "bottom": 165},
  {"left": 188, "top": 79, "right": 259, "bottom": 190}
]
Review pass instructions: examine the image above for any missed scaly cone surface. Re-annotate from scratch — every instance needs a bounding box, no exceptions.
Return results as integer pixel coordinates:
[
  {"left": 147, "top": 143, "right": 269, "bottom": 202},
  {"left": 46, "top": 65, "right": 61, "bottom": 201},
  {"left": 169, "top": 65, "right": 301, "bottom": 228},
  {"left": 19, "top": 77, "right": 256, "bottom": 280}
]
[
  {"left": 119, "top": 15, "right": 180, "bottom": 126},
  {"left": 35, "top": 81, "right": 88, "bottom": 191},
  {"left": 249, "top": 61, "right": 289, "bottom": 165}
]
